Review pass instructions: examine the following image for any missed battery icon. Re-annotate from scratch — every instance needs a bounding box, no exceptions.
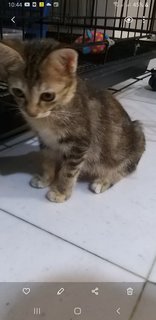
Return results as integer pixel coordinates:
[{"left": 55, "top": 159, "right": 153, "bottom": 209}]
[{"left": 39, "top": 2, "right": 45, "bottom": 6}]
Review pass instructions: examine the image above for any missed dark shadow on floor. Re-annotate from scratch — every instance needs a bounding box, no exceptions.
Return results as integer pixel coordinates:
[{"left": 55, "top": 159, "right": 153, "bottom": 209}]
[{"left": 0, "top": 144, "right": 42, "bottom": 176}]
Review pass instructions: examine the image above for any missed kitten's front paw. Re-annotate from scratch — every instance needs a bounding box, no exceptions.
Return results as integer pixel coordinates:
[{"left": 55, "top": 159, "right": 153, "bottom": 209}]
[
  {"left": 46, "top": 189, "right": 71, "bottom": 203},
  {"left": 90, "top": 180, "right": 112, "bottom": 194},
  {"left": 30, "top": 175, "right": 50, "bottom": 189}
]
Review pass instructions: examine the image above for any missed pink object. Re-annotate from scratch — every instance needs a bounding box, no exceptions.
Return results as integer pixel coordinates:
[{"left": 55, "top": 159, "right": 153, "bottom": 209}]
[{"left": 75, "top": 30, "right": 106, "bottom": 54}]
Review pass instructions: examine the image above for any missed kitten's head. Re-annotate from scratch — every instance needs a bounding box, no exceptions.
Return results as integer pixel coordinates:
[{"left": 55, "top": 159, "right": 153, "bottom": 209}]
[{"left": 0, "top": 39, "right": 78, "bottom": 119}]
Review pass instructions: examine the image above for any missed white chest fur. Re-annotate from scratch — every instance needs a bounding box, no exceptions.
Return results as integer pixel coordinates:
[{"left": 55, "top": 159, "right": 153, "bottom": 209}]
[{"left": 38, "top": 128, "right": 59, "bottom": 150}]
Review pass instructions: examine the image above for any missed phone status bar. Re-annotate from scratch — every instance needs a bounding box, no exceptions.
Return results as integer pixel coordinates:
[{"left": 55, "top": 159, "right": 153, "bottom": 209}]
[{"left": 8, "top": 2, "right": 59, "bottom": 8}]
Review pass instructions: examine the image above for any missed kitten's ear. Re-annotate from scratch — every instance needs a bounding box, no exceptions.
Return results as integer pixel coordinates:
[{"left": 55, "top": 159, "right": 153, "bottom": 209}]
[
  {"left": 0, "top": 41, "right": 23, "bottom": 79},
  {"left": 44, "top": 48, "right": 78, "bottom": 74}
]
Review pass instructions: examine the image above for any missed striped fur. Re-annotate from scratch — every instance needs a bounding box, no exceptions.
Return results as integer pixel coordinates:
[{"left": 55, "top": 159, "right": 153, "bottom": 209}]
[{"left": 0, "top": 39, "right": 145, "bottom": 202}]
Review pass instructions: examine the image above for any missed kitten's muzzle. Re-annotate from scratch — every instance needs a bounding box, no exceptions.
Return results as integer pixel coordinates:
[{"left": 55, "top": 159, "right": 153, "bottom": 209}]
[{"left": 25, "top": 109, "right": 51, "bottom": 119}]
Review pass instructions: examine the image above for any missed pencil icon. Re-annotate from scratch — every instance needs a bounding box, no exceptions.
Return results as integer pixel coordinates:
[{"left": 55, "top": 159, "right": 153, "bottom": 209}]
[{"left": 57, "top": 288, "right": 65, "bottom": 295}]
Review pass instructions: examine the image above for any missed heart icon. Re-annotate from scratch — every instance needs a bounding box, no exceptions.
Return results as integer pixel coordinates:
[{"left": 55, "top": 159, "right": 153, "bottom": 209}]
[{"left": 22, "top": 288, "right": 30, "bottom": 295}]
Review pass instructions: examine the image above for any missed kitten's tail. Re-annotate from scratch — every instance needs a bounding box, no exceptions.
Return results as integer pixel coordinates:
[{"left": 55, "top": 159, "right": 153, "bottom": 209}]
[
  {"left": 132, "top": 120, "right": 146, "bottom": 156},
  {"left": 123, "top": 120, "right": 145, "bottom": 176}
]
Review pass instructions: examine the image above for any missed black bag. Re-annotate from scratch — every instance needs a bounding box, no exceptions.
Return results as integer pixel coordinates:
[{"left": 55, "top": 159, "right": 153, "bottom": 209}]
[{"left": 149, "top": 69, "right": 156, "bottom": 91}]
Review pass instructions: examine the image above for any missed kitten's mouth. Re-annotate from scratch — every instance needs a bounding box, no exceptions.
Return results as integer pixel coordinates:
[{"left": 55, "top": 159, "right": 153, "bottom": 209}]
[
  {"left": 35, "top": 111, "right": 51, "bottom": 119},
  {"left": 21, "top": 109, "right": 52, "bottom": 119},
  {"left": 22, "top": 110, "right": 51, "bottom": 119}
]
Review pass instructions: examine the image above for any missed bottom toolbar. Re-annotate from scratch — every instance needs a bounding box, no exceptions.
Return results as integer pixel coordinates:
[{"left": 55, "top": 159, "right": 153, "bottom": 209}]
[{"left": 0, "top": 282, "right": 155, "bottom": 320}]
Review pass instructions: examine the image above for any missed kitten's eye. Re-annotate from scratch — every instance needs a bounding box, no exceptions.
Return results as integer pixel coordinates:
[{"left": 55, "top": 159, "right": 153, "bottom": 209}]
[
  {"left": 40, "top": 92, "right": 55, "bottom": 102},
  {"left": 11, "top": 88, "right": 25, "bottom": 98}
]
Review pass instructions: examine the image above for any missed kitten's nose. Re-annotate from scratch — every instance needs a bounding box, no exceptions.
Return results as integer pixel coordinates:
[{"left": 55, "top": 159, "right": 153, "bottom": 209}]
[{"left": 26, "top": 106, "right": 38, "bottom": 118}]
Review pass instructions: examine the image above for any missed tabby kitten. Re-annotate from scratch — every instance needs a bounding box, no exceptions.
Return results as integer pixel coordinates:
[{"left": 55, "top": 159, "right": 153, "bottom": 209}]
[{"left": 0, "top": 39, "right": 145, "bottom": 202}]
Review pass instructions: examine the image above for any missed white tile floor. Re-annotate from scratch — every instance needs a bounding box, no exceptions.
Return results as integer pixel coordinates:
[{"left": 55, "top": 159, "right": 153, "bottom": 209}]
[{"left": 0, "top": 60, "right": 156, "bottom": 319}]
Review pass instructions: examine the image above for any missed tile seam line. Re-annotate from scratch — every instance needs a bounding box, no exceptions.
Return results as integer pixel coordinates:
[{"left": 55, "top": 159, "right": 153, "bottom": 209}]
[
  {"left": 129, "top": 256, "right": 156, "bottom": 320},
  {"left": 0, "top": 207, "right": 146, "bottom": 281},
  {"left": 147, "top": 256, "right": 156, "bottom": 283}
]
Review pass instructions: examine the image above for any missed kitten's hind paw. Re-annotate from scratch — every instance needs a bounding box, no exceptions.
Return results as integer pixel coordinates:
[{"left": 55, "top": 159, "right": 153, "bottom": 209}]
[
  {"left": 89, "top": 180, "right": 113, "bottom": 194},
  {"left": 30, "top": 175, "right": 50, "bottom": 189}
]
